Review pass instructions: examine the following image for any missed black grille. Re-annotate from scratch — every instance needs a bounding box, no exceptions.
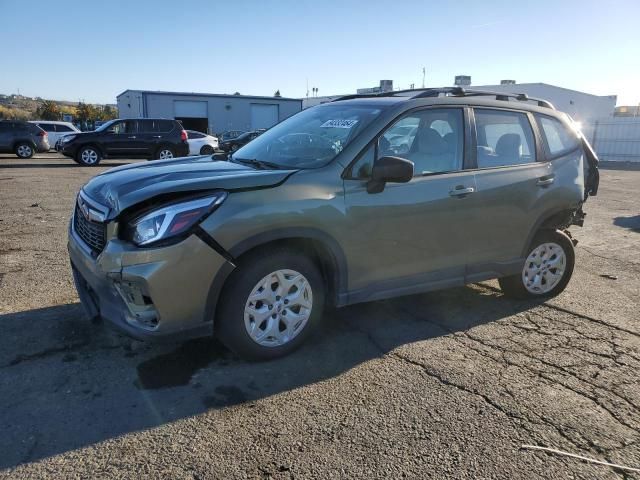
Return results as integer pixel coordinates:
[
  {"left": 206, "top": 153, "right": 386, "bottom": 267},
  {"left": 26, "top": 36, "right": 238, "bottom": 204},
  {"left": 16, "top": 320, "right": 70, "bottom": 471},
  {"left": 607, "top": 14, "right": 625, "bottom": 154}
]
[{"left": 74, "top": 204, "right": 106, "bottom": 253}]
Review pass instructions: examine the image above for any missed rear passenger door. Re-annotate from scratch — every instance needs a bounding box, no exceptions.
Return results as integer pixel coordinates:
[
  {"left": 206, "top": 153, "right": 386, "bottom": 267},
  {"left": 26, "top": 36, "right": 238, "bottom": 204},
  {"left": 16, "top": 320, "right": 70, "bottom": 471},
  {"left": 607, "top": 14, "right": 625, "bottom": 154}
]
[{"left": 465, "top": 108, "right": 553, "bottom": 278}]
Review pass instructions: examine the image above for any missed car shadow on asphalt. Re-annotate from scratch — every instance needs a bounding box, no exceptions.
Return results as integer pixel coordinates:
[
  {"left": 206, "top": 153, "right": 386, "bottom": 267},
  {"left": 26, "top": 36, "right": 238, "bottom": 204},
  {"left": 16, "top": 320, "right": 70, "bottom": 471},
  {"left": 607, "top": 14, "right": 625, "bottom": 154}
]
[
  {"left": 613, "top": 215, "right": 640, "bottom": 232},
  {"left": 0, "top": 285, "right": 537, "bottom": 469}
]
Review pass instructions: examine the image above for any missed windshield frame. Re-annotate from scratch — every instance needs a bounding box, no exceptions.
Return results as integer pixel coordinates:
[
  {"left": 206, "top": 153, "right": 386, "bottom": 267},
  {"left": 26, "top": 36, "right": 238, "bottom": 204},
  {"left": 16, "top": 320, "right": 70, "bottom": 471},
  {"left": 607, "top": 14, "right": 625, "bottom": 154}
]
[{"left": 95, "top": 119, "right": 119, "bottom": 132}]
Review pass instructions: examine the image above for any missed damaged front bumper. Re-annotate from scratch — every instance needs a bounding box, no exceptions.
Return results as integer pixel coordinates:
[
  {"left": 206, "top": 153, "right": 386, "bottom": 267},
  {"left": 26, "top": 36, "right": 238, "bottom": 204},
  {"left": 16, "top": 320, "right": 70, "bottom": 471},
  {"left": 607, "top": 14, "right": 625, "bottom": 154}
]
[{"left": 68, "top": 222, "right": 230, "bottom": 341}]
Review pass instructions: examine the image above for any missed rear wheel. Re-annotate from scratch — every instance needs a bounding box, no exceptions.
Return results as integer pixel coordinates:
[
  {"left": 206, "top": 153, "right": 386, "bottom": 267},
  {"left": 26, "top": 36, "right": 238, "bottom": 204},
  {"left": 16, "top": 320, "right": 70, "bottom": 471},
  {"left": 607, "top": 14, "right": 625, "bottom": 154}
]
[
  {"left": 499, "top": 230, "right": 575, "bottom": 299},
  {"left": 216, "top": 249, "right": 325, "bottom": 360},
  {"left": 15, "top": 142, "right": 34, "bottom": 159},
  {"left": 156, "top": 146, "right": 175, "bottom": 160},
  {"left": 77, "top": 146, "right": 101, "bottom": 166}
]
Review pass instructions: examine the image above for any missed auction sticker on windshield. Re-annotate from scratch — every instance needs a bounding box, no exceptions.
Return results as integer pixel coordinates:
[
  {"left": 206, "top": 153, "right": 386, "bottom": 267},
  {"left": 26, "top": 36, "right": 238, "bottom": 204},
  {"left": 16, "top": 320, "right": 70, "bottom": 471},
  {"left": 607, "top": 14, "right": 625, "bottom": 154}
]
[{"left": 320, "top": 119, "right": 358, "bottom": 128}]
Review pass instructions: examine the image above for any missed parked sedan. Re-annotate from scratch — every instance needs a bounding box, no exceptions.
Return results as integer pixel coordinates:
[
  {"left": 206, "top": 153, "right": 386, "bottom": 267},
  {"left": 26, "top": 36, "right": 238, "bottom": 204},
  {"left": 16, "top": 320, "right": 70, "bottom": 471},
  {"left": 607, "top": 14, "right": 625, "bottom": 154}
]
[
  {"left": 30, "top": 121, "right": 80, "bottom": 151},
  {"left": 186, "top": 130, "right": 219, "bottom": 155},
  {"left": 220, "top": 130, "right": 263, "bottom": 152}
]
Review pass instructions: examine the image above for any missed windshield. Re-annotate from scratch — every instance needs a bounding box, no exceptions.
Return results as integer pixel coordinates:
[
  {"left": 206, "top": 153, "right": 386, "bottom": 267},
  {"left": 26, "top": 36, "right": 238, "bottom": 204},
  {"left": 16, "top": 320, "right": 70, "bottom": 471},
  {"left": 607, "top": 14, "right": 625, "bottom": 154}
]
[
  {"left": 95, "top": 119, "right": 118, "bottom": 132},
  {"left": 233, "top": 104, "right": 383, "bottom": 169}
]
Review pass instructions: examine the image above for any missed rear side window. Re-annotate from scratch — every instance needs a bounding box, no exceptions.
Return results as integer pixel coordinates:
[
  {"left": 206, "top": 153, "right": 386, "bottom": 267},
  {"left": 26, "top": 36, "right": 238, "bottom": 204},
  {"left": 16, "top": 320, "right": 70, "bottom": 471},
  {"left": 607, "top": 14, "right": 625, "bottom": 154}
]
[
  {"left": 538, "top": 115, "right": 579, "bottom": 157},
  {"left": 37, "top": 123, "right": 56, "bottom": 132},
  {"left": 160, "top": 120, "right": 175, "bottom": 132},
  {"left": 474, "top": 109, "right": 536, "bottom": 167},
  {"left": 57, "top": 125, "right": 74, "bottom": 132}
]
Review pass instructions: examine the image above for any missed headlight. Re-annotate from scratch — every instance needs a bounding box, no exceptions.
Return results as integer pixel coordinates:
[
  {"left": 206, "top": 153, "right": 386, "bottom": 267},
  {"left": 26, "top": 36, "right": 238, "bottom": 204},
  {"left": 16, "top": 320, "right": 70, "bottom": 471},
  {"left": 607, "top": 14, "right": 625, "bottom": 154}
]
[{"left": 126, "top": 193, "right": 227, "bottom": 246}]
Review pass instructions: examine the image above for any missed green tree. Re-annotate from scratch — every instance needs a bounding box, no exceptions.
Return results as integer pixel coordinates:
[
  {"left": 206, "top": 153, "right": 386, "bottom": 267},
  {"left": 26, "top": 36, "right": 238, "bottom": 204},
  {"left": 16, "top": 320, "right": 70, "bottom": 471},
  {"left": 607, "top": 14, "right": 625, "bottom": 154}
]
[
  {"left": 75, "top": 102, "right": 98, "bottom": 122},
  {"left": 36, "top": 100, "right": 61, "bottom": 120},
  {"left": 100, "top": 105, "right": 118, "bottom": 120}
]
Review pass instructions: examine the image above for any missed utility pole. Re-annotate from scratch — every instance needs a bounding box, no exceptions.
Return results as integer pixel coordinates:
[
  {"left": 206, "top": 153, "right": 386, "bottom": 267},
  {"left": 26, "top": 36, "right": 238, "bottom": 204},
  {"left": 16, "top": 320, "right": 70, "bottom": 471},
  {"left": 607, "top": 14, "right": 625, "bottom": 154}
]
[{"left": 422, "top": 67, "right": 426, "bottom": 88}]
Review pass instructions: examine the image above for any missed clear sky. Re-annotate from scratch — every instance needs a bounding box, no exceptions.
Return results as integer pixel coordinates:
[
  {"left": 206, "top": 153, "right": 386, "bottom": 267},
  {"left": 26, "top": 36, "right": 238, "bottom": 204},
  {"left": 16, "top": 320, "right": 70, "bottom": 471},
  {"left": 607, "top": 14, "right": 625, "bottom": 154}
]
[{"left": 1, "top": 0, "right": 639, "bottom": 105}]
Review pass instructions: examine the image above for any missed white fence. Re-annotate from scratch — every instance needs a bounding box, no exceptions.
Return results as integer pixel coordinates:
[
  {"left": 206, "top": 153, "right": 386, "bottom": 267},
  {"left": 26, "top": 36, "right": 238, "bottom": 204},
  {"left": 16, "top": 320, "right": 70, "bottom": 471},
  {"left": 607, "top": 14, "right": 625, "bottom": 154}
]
[{"left": 586, "top": 117, "right": 640, "bottom": 162}]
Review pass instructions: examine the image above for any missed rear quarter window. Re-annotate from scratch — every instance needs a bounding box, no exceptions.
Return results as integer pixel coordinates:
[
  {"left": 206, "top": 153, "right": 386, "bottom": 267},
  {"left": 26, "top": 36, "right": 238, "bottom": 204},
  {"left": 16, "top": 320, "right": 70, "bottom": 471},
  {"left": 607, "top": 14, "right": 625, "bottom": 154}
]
[{"left": 537, "top": 115, "right": 580, "bottom": 157}]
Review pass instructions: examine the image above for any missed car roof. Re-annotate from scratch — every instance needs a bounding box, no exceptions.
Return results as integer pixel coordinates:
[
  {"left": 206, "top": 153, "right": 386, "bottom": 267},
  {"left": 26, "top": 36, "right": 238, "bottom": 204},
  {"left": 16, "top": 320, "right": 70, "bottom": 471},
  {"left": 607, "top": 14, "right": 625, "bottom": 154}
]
[
  {"left": 328, "top": 87, "right": 563, "bottom": 117},
  {"left": 29, "top": 120, "right": 74, "bottom": 125}
]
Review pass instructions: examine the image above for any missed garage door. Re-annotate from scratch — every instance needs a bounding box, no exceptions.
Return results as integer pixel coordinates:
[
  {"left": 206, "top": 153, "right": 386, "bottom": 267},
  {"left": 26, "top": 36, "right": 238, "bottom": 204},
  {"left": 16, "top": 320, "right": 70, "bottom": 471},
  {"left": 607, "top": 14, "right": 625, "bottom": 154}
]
[
  {"left": 174, "top": 100, "right": 208, "bottom": 118},
  {"left": 251, "top": 104, "right": 279, "bottom": 130}
]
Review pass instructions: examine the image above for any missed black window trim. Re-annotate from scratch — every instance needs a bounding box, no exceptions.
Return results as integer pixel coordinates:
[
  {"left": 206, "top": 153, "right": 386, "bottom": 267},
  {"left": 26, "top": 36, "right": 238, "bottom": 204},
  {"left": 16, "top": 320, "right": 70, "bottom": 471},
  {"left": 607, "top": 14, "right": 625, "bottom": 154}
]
[
  {"left": 468, "top": 106, "right": 543, "bottom": 171},
  {"left": 535, "top": 113, "right": 582, "bottom": 161},
  {"left": 342, "top": 104, "right": 471, "bottom": 180}
]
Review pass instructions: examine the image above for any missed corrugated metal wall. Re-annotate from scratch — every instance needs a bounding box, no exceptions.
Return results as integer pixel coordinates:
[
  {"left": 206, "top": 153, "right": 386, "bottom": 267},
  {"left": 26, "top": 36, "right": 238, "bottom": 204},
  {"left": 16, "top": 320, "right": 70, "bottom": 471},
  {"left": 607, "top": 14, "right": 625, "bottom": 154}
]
[{"left": 587, "top": 117, "right": 640, "bottom": 162}]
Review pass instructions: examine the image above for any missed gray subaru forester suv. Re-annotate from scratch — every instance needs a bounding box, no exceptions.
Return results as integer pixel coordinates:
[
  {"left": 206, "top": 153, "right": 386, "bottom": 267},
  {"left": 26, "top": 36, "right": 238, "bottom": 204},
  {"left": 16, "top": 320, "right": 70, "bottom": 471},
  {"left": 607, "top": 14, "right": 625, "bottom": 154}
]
[{"left": 68, "top": 88, "right": 599, "bottom": 359}]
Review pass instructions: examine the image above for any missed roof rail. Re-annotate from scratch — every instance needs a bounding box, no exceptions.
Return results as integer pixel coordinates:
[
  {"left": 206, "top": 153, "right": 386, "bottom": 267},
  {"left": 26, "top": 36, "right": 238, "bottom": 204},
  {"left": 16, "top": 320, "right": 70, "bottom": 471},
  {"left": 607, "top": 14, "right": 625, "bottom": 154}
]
[{"left": 331, "top": 87, "right": 555, "bottom": 109}]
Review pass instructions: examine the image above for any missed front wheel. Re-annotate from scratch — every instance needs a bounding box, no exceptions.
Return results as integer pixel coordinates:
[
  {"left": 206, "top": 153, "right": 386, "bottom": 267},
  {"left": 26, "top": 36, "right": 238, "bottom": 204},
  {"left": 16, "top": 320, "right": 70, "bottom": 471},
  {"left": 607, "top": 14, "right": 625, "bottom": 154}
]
[
  {"left": 200, "top": 145, "right": 214, "bottom": 155},
  {"left": 77, "top": 146, "right": 101, "bottom": 166},
  {"left": 216, "top": 249, "right": 325, "bottom": 360},
  {"left": 499, "top": 230, "right": 575, "bottom": 300}
]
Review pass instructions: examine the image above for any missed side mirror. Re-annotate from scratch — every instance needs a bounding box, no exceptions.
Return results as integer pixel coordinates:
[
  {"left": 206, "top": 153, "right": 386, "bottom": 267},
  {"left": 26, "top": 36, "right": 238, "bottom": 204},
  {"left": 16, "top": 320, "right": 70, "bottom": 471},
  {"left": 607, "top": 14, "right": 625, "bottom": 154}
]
[{"left": 367, "top": 156, "right": 414, "bottom": 194}]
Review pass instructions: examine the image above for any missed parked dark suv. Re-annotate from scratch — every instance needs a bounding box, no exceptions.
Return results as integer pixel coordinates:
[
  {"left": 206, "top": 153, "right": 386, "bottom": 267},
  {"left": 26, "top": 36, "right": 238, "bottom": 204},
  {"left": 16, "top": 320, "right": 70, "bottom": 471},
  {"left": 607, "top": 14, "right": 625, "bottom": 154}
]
[
  {"left": 220, "top": 129, "right": 265, "bottom": 152},
  {"left": 60, "top": 118, "right": 189, "bottom": 166},
  {"left": 0, "top": 120, "right": 50, "bottom": 158},
  {"left": 68, "top": 88, "right": 599, "bottom": 360}
]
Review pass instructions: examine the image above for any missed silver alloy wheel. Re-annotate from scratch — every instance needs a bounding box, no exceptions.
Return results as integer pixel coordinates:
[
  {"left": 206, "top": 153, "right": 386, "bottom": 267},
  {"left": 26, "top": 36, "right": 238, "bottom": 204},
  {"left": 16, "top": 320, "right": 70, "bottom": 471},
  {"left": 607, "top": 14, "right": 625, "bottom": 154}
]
[
  {"left": 81, "top": 148, "right": 98, "bottom": 164},
  {"left": 159, "top": 149, "right": 174, "bottom": 159},
  {"left": 522, "top": 242, "right": 566, "bottom": 294},
  {"left": 244, "top": 269, "right": 313, "bottom": 347},
  {"left": 17, "top": 144, "right": 32, "bottom": 157}
]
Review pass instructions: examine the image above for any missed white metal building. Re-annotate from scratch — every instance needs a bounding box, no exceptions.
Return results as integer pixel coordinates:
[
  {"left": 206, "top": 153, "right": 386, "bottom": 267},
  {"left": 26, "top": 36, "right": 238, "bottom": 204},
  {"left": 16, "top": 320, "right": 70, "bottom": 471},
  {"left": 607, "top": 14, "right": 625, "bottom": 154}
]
[
  {"left": 116, "top": 90, "right": 302, "bottom": 134},
  {"left": 475, "top": 82, "right": 616, "bottom": 128}
]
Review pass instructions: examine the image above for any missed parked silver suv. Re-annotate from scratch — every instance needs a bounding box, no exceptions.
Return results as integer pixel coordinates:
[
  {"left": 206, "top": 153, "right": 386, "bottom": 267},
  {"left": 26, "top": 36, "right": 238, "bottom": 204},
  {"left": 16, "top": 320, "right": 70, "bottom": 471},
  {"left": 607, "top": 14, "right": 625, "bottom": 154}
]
[{"left": 68, "top": 88, "right": 599, "bottom": 359}]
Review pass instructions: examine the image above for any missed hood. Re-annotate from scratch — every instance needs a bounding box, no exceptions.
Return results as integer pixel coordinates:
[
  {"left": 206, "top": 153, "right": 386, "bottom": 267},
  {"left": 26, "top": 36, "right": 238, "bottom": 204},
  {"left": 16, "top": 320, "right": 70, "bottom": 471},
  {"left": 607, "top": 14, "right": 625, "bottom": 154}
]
[{"left": 82, "top": 156, "right": 295, "bottom": 218}]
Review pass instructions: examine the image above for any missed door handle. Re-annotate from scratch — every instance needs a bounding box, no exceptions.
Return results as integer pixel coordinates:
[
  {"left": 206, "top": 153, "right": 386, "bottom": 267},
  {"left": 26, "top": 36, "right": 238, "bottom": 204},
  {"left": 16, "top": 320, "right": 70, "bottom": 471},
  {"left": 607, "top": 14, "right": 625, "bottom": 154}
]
[
  {"left": 536, "top": 175, "right": 555, "bottom": 186},
  {"left": 449, "top": 186, "right": 475, "bottom": 197},
  {"left": 127, "top": 136, "right": 136, "bottom": 139}
]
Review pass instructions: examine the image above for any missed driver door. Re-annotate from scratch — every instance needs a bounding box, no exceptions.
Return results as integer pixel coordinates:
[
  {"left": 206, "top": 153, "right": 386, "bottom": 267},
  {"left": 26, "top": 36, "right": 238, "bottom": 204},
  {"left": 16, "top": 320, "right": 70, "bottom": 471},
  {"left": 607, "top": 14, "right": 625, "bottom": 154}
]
[{"left": 341, "top": 107, "right": 476, "bottom": 300}]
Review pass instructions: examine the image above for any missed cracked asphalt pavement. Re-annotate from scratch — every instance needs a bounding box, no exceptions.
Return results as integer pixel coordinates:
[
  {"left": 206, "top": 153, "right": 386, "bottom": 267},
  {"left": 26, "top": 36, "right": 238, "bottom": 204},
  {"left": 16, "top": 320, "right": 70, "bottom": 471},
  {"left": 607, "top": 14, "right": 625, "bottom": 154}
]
[{"left": 1, "top": 153, "right": 639, "bottom": 479}]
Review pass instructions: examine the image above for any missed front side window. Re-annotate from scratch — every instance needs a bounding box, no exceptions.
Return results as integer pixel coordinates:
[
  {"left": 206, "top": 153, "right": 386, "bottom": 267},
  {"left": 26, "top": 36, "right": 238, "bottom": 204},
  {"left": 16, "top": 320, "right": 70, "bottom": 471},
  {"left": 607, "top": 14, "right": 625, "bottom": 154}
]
[
  {"left": 106, "top": 121, "right": 127, "bottom": 134},
  {"left": 538, "top": 115, "right": 580, "bottom": 156},
  {"left": 379, "top": 108, "right": 464, "bottom": 176},
  {"left": 233, "top": 104, "right": 383, "bottom": 169},
  {"left": 475, "top": 109, "right": 536, "bottom": 167}
]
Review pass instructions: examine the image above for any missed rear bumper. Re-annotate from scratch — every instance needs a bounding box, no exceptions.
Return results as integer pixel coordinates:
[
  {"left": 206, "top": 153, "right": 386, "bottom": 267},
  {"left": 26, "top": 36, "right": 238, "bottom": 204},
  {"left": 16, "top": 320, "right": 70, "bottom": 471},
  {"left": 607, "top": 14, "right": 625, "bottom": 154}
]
[{"left": 68, "top": 221, "right": 230, "bottom": 341}]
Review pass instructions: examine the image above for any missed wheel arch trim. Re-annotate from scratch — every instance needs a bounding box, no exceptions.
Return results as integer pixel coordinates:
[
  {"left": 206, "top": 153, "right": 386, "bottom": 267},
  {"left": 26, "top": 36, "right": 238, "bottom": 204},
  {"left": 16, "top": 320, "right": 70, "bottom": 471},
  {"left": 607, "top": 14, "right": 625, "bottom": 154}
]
[{"left": 203, "top": 227, "right": 349, "bottom": 329}]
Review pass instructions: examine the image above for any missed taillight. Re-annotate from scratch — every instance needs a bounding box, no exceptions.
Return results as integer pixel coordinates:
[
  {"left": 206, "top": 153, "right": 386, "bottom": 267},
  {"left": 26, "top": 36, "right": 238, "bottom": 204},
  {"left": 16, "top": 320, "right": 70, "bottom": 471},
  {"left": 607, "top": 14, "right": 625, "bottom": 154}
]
[
  {"left": 181, "top": 130, "right": 188, "bottom": 141},
  {"left": 38, "top": 130, "right": 47, "bottom": 137}
]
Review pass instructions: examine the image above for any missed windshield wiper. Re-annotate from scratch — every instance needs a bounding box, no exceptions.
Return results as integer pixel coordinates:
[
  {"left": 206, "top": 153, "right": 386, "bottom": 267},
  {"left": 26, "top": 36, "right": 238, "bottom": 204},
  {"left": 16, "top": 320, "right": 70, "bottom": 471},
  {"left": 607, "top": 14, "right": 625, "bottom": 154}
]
[{"left": 231, "top": 157, "right": 282, "bottom": 170}]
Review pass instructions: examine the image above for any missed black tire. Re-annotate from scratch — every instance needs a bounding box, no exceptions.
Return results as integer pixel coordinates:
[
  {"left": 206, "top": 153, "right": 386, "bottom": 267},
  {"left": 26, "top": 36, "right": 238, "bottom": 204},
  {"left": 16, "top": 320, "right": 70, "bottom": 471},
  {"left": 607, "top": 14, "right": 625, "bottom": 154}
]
[
  {"left": 200, "top": 145, "right": 214, "bottom": 155},
  {"left": 15, "top": 142, "right": 35, "bottom": 159},
  {"left": 499, "top": 229, "right": 575, "bottom": 300},
  {"left": 155, "top": 146, "right": 175, "bottom": 160},
  {"left": 216, "top": 248, "right": 325, "bottom": 360},
  {"left": 76, "top": 146, "right": 101, "bottom": 166}
]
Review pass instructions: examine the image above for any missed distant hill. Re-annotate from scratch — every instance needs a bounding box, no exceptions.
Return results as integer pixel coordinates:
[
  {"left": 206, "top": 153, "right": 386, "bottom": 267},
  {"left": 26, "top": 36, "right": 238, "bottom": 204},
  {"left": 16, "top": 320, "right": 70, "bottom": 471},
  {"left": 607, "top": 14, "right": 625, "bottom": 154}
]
[{"left": 0, "top": 93, "right": 117, "bottom": 122}]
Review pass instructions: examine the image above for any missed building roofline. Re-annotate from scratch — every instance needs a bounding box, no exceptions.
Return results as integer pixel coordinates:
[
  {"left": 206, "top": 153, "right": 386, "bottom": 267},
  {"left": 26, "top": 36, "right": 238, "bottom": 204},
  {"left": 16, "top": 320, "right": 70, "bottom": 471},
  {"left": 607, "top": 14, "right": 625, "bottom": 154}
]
[
  {"left": 116, "top": 89, "right": 302, "bottom": 103},
  {"left": 477, "top": 82, "right": 617, "bottom": 100}
]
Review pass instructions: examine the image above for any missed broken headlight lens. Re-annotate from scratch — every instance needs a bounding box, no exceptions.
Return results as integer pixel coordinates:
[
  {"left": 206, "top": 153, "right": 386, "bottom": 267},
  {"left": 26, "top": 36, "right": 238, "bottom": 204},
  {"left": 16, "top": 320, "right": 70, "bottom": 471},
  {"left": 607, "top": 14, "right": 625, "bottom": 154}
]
[{"left": 127, "top": 193, "right": 227, "bottom": 246}]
